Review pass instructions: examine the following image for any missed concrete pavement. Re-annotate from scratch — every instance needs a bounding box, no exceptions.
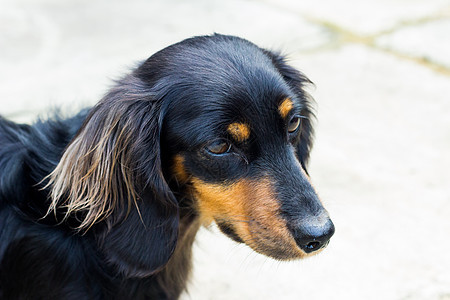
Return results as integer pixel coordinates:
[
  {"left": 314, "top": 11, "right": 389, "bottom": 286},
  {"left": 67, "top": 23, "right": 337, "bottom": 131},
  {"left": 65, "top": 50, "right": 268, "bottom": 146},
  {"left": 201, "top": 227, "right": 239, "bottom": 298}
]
[{"left": 1, "top": 0, "right": 449, "bottom": 299}]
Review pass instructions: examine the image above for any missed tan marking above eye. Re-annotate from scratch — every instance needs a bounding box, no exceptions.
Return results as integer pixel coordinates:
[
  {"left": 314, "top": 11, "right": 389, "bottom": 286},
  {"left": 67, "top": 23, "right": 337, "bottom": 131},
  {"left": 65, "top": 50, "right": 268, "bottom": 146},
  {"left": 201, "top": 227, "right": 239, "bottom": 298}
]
[
  {"left": 278, "top": 98, "right": 294, "bottom": 119},
  {"left": 227, "top": 122, "right": 250, "bottom": 142}
]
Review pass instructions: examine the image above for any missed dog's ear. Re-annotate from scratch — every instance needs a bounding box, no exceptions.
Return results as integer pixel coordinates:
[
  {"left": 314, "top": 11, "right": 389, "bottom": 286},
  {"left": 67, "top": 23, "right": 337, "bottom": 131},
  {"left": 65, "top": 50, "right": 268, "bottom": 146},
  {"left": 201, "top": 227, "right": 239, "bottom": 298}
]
[
  {"left": 48, "top": 75, "right": 179, "bottom": 277},
  {"left": 264, "top": 50, "right": 315, "bottom": 170}
]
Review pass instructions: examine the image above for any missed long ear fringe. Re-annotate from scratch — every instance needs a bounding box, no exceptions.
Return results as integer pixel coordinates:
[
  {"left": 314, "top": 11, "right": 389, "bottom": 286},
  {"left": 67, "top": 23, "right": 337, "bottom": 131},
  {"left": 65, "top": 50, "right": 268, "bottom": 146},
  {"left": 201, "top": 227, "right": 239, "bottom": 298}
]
[{"left": 45, "top": 76, "right": 170, "bottom": 231}]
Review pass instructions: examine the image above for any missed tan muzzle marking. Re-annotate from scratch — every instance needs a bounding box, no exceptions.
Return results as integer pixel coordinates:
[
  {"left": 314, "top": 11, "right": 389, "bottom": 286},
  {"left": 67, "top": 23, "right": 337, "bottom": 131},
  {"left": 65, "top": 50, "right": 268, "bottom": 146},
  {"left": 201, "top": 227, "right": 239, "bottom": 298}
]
[{"left": 191, "top": 177, "right": 310, "bottom": 259}]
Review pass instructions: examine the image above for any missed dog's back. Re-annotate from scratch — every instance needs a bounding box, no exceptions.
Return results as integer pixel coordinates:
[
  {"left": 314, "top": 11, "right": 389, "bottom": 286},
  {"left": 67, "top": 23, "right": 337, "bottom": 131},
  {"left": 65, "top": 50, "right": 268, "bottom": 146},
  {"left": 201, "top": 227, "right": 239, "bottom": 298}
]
[
  {"left": 0, "top": 117, "right": 32, "bottom": 202},
  {"left": 0, "top": 112, "right": 94, "bottom": 299},
  {"left": 0, "top": 112, "right": 87, "bottom": 205}
]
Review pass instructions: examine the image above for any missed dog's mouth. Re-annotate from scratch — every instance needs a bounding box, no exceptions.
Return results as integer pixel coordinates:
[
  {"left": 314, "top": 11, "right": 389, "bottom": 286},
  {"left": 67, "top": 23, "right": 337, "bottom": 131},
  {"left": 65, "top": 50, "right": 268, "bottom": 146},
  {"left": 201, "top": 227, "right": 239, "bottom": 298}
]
[
  {"left": 215, "top": 218, "right": 305, "bottom": 260},
  {"left": 216, "top": 215, "right": 330, "bottom": 260},
  {"left": 191, "top": 177, "right": 334, "bottom": 260}
]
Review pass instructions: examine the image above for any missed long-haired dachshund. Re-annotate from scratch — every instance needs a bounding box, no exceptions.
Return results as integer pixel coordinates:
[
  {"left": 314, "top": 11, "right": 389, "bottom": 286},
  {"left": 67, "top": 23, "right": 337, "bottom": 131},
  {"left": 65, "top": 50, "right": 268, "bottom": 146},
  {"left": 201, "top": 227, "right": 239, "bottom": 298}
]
[{"left": 0, "top": 34, "right": 334, "bottom": 299}]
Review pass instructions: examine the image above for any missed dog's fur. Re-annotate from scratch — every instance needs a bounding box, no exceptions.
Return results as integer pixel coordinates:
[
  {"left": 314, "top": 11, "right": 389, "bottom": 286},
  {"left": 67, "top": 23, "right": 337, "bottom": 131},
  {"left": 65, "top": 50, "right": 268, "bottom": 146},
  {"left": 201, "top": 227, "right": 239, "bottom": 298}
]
[{"left": 0, "top": 34, "right": 334, "bottom": 299}]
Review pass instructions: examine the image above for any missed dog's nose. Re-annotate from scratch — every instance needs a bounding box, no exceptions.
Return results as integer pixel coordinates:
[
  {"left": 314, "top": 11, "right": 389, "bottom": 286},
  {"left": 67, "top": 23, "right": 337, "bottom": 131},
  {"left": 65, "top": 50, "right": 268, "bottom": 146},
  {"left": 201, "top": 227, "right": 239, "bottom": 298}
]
[{"left": 293, "top": 219, "right": 335, "bottom": 254}]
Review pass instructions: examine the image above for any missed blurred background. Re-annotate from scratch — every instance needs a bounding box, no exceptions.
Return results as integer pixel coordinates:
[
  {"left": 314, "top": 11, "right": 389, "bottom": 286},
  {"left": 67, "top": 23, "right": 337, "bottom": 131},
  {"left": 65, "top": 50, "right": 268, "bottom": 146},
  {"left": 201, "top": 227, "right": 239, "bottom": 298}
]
[{"left": 1, "top": 0, "right": 449, "bottom": 299}]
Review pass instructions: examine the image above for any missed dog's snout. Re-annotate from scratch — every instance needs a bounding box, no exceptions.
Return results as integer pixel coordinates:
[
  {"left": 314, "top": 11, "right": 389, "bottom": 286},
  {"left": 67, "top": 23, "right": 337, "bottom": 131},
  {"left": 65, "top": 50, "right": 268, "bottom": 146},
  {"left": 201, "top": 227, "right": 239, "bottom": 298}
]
[{"left": 293, "top": 218, "right": 335, "bottom": 254}]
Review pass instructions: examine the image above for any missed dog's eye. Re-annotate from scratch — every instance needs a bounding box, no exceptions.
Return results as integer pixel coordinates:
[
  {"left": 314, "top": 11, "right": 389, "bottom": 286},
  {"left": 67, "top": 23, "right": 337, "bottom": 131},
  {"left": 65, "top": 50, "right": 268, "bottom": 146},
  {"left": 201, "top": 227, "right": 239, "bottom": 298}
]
[
  {"left": 205, "top": 140, "right": 231, "bottom": 155},
  {"left": 288, "top": 116, "right": 302, "bottom": 133}
]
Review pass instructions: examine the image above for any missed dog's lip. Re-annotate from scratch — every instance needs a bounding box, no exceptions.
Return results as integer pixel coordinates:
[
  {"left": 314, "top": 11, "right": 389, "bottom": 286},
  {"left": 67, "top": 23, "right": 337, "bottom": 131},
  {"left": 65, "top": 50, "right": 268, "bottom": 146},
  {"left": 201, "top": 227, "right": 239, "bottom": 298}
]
[
  {"left": 241, "top": 218, "right": 334, "bottom": 260},
  {"left": 238, "top": 221, "right": 302, "bottom": 260}
]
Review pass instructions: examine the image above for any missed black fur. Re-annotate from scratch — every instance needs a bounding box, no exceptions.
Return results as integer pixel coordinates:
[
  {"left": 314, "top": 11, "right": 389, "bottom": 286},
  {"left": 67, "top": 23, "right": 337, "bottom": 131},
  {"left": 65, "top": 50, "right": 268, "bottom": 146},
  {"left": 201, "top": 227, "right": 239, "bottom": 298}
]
[{"left": 0, "top": 34, "right": 333, "bottom": 299}]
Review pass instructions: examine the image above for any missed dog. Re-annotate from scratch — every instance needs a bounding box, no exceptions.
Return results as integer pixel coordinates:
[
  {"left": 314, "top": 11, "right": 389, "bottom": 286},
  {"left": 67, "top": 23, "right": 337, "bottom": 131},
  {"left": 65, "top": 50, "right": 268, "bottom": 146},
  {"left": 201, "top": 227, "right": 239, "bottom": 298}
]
[{"left": 0, "top": 34, "right": 334, "bottom": 299}]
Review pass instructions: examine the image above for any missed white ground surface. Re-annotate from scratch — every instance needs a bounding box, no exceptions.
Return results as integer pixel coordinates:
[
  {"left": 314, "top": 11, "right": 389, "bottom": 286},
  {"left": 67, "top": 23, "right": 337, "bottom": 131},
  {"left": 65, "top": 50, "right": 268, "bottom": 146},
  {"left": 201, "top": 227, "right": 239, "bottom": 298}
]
[{"left": 1, "top": 0, "right": 449, "bottom": 299}]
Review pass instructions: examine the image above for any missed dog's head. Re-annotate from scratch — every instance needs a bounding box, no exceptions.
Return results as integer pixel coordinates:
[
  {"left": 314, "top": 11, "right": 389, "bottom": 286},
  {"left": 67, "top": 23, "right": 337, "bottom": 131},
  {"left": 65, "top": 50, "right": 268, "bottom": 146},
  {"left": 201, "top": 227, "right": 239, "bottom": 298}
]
[
  {"left": 49, "top": 34, "right": 334, "bottom": 277},
  {"left": 155, "top": 35, "right": 334, "bottom": 260}
]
